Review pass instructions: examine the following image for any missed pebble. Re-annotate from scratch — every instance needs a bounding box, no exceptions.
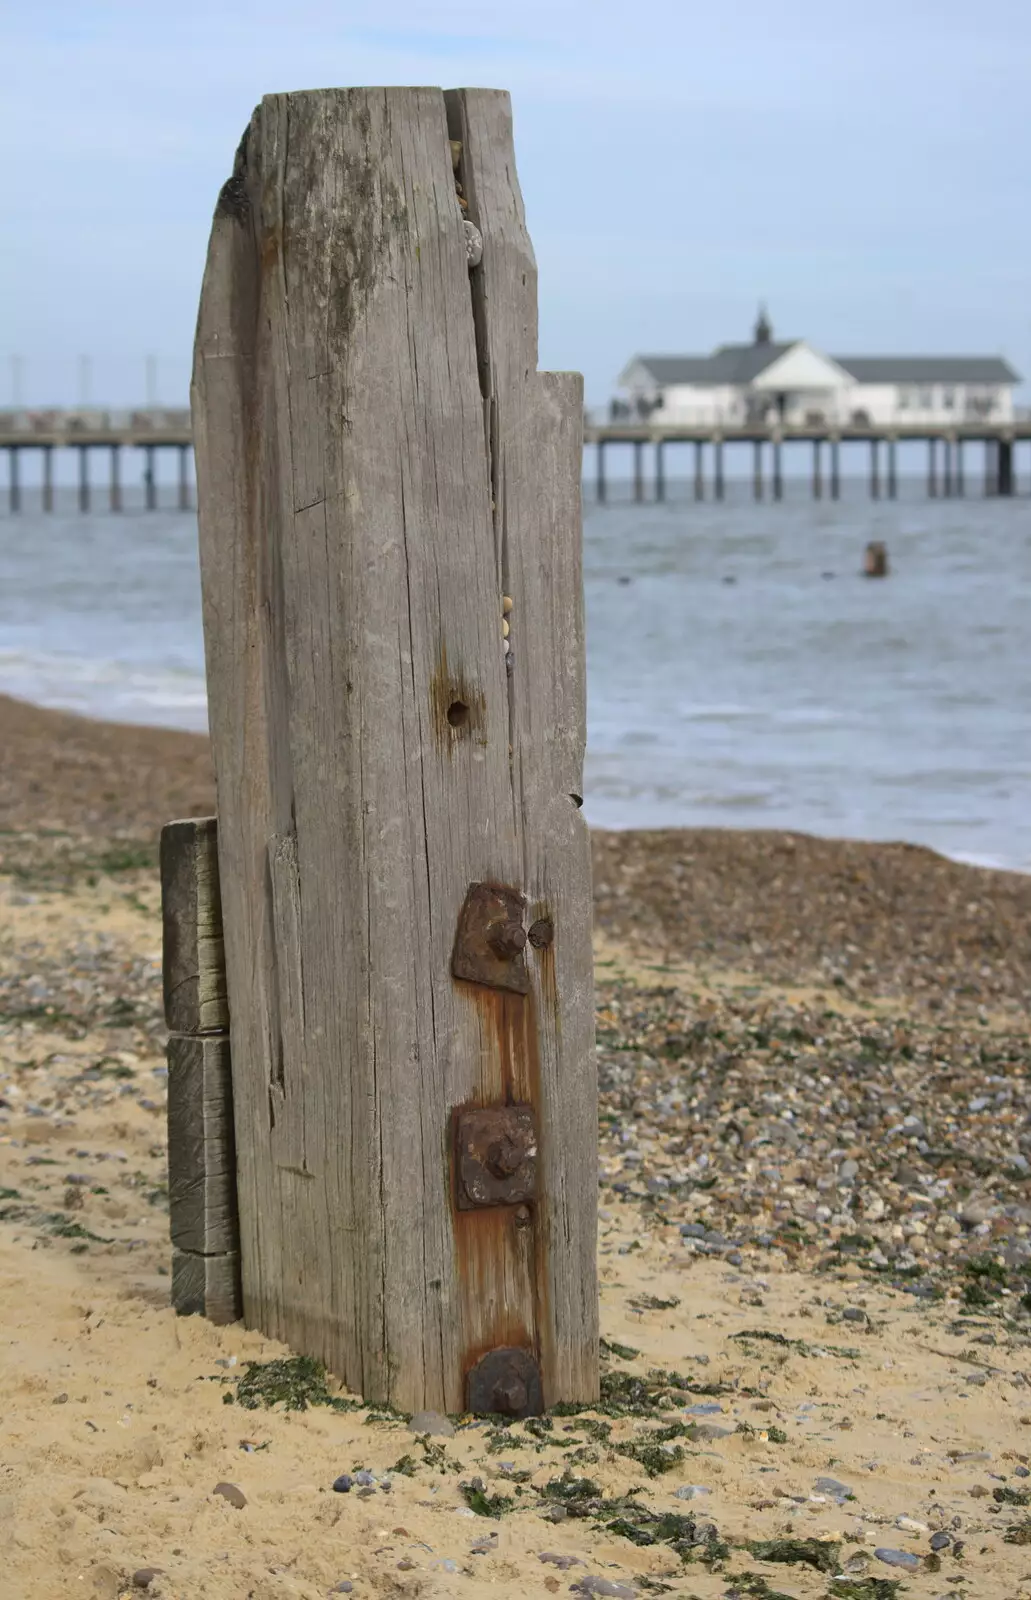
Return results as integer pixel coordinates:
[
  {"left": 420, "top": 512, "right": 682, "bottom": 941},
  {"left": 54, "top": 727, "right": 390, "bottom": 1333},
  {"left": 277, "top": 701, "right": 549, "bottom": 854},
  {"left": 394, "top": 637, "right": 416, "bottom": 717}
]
[
  {"left": 571, "top": 1581, "right": 635, "bottom": 1598},
  {"left": 684, "top": 1403, "right": 723, "bottom": 1415},
  {"left": 212, "top": 1481, "right": 247, "bottom": 1509},
  {"left": 874, "top": 1548, "right": 921, "bottom": 1570},
  {"left": 131, "top": 1571, "right": 163, "bottom": 1591},
  {"left": 431, "top": 1560, "right": 458, "bottom": 1573},
  {"left": 930, "top": 1531, "right": 952, "bottom": 1551},
  {"left": 464, "top": 220, "right": 483, "bottom": 268},
  {"left": 355, "top": 1470, "right": 375, "bottom": 1486},
  {"left": 674, "top": 1485, "right": 711, "bottom": 1499},
  {"left": 896, "top": 1515, "right": 929, "bottom": 1532},
  {"left": 409, "top": 1409, "right": 454, "bottom": 1437},
  {"left": 470, "top": 1532, "right": 497, "bottom": 1554},
  {"left": 331, "top": 1586, "right": 353, "bottom": 1595},
  {"left": 332, "top": 1474, "right": 353, "bottom": 1493},
  {"left": 689, "top": 1422, "right": 734, "bottom": 1439},
  {"left": 812, "top": 1476, "right": 852, "bottom": 1502},
  {"left": 539, "top": 1552, "right": 584, "bottom": 1569}
]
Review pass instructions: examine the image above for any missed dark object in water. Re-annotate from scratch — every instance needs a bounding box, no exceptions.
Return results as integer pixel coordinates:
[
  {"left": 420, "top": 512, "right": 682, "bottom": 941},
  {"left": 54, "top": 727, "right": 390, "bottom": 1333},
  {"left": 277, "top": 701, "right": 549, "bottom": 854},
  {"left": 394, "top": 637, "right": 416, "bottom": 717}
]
[{"left": 864, "top": 541, "right": 889, "bottom": 578}]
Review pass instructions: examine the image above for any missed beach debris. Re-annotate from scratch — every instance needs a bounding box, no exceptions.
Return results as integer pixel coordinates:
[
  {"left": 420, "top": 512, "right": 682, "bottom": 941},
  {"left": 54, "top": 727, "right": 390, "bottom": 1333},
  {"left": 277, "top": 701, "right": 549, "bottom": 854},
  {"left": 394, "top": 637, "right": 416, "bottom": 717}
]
[
  {"left": 863, "top": 540, "right": 889, "bottom": 577},
  {"left": 408, "top": 1409, "right": 454, "bottom": 1437},
  {"left": 212, "top": 1481, "right": 247, "bottom": 1509},
  {"left": 332, "top": 1474, "right": 353, "bottom": 1493},
  {"left": 873, "top": 1547, "right": 921, "bottom": 1569}
]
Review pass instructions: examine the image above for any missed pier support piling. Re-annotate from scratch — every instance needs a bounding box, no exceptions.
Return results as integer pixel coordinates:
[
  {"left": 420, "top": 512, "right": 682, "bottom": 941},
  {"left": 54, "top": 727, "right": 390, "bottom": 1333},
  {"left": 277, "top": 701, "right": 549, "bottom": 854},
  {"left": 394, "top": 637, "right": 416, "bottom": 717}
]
[
  {"left": 7, "top": 446, "right": 19, "bottom": 514},
  {"left": 77, "top": 445, "right": 90, "bottom": 512},
  {"left": 714, "top": 438, "right": 724, "bottom": 501},
  {"left": 887, "top": 438, "right": 897, "bottom": 499},
  {"left": 812, "top": 438, "right": 822, "bottom": 500},
  {"left": 955, "top": 439, "right": 964, "bottom": 497},
  {"left": 694, "top": 440, "right": 704, "bottom": 500},
  {"left": 655, "top": 440, "right": 665, "bottom": 503},
  {"left": 144, "top": 444, "right": 157, "bottom": 511},
  {"left": 178, "top": 443, "right": 190, "bottom": 511},
  {"left": 110, "top": 445, "right": 122, "bottom": 512},
  {"left": 830, "top": 438, "right": 840, "bottom": 501},
  {"left": 998, "top": 437, "right": 1014, "bottom": 497},
  {"left": 632, "top": 439, "right": 644, "bottom": 503},
  {"left": 42, "top": 444, "right": 54, "bottom": 512},
  {"left": 752, "top": 439, "right": 763, "bottom": 500},
  {"left": 870, "top": 438, "right": 880, "bottom": 500},
  {"left": 943, "top": 438, "right": 953, "bottom": 498},
  {"left": 928, "top": 438, "right": 938, "bottom": 498},
  {"left": 772, "top": 438, "right": 782, "bottom": 500},
  {"left": 596, "top": 441, "right": 606, "bottom": 504}
]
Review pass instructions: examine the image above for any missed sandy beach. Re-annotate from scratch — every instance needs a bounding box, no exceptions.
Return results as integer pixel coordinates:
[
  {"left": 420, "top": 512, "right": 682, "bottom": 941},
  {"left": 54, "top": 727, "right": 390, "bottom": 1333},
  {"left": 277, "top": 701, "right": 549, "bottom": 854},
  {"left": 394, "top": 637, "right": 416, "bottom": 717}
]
[{"left": 3, "top": 692, "right": 1031, "bottom": 1600}]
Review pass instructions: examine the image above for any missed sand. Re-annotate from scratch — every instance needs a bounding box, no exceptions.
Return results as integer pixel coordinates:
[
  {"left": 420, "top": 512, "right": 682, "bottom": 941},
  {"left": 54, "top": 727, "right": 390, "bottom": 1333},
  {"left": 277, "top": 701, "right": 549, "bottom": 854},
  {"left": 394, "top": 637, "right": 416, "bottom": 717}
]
[{"left": 3, "top": 694, "right": 1031, "bottom": 1599}]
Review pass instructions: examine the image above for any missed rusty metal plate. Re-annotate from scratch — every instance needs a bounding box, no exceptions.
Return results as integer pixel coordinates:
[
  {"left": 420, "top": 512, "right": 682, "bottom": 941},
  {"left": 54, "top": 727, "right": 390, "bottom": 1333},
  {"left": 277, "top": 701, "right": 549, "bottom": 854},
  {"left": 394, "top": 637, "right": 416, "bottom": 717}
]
[
  {"left": 454, "top": 1105, "right": 537, "bottom": 1210},
  {"left": 465, "top": 1346, "right": 544, "bottom": 1418},
  {"left": 451, "top": 882, "right": 529, "bottom": 994}
]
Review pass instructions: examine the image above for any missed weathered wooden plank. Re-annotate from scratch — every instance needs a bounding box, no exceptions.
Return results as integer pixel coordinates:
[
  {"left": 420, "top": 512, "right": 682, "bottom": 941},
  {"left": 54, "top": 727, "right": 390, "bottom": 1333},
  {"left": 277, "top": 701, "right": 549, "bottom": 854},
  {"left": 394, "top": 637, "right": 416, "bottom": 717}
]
[
  {"left": 167, "top": 1033, "right": 238, "bottom": 1256},
  {"left": 160, "top": 817, "right": 229, "bottom": 1034},
  {"left": 445, "top": 89, "right": 598, "bottom": 1404},
  {"left": 171, "top": 1247, "right": 241, "bottom": 1324},
  {"left": 192, "top": 87, "right": 594, "bottom": 1410}
]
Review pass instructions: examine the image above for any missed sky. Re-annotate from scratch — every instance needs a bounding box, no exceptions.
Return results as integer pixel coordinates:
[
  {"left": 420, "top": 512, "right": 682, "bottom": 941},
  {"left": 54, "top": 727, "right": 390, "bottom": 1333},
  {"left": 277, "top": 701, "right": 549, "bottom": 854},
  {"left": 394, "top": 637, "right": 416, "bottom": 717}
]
[{"left": 3, "top": 0, "right": 1031, "bottom": 410}]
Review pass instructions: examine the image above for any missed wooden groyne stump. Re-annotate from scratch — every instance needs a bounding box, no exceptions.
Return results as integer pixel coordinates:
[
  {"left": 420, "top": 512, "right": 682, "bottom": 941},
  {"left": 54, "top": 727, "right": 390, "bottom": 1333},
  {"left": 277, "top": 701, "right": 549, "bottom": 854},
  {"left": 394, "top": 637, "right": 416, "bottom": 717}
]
[{"left": 174, "top": 86, "right": 597, "bottom": 1415}]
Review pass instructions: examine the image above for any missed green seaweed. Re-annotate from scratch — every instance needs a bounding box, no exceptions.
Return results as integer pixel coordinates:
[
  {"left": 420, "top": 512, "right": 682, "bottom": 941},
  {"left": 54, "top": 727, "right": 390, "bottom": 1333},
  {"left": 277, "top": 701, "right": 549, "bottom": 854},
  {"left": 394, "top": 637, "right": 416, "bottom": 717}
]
[
  {"left": 825, "top": 1581, "right": 902, "bottom": 1599},
  {"left": 601, "top": 1337, "right": 641, "bottom": 1360},
  {"left": 459, "top": 1478, "right": 513, "bottom": 1518},
  {"left": 226, "top": 1356, "right": 364, "bottom": 1413},
  {"left": 748, "top": 1538, "right": 840, "bottom": 1573}
]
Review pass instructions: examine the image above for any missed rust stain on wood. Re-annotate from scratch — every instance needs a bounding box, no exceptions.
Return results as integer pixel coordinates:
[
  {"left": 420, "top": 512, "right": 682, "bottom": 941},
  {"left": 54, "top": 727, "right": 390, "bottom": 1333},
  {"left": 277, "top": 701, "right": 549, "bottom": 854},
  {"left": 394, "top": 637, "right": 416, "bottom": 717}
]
[
  {"left": 451, "top": 979, "right": 546, "bottom": 1388},
  {"left": 429, "top": 645, "right": 486, "bottom": 753}
]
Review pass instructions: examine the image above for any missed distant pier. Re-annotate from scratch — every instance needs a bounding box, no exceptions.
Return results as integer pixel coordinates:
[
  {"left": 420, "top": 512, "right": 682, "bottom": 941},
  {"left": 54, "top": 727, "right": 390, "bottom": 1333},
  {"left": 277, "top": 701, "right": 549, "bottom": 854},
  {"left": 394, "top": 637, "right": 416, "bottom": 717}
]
[
  {"left": 0, "top": 409, "right": 193, "bottom": 513},
  {"left": 584, "top": 418, "right": 1031, "bottom": 502},
  {"left": 1, "top": 409, "right": 1029, "bottom": 511}
]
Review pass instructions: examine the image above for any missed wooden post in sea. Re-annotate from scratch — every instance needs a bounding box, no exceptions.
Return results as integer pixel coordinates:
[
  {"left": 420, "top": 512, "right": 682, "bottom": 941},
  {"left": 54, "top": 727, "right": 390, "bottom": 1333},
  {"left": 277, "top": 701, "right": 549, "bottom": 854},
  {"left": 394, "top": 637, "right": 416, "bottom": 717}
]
[{"left": 188, "top": 86, "right": 598, "bottom": 1415}]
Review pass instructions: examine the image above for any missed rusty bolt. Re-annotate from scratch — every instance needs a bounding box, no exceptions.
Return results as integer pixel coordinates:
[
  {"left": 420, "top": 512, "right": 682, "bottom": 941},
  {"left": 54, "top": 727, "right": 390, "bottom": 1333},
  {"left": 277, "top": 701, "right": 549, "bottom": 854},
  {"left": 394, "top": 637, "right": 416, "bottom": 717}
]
[
  {"left": 493, "top": 1375, "right": 528, "bottom": 1415},
  {"left": 487, "top": 919, "right": 527, "bottom": 959},
  {"left": 513, "top": 1204, "right": 532, "bottom": 1229},
  {"left": 486, "top": 1136, "right": 524, "bottom": 1179},
  {"left": 528, "top": 917, "right": 554, "bottom": 950}
]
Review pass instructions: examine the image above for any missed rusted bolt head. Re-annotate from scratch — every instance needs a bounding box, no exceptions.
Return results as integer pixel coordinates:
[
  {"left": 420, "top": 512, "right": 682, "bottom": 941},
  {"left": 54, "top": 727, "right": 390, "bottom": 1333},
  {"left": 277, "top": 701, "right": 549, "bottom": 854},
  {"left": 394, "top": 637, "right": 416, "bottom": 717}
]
[
  {"left": 528, "top": 917, "right": 554, "bottom": 950},
  {"left": 487, "top": 919, "right": 527, "bottom": 959},
  {"left": 493, "top": 1376, "right": 528, "bottom": 1415},
  {"left": 486, "top": 1136, "right": 524, "bottom": 1179}
]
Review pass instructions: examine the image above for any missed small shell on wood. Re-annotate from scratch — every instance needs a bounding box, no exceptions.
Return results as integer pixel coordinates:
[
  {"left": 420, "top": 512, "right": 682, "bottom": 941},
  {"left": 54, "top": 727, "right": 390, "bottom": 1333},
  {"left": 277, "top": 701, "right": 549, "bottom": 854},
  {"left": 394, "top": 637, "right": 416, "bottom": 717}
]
[
  {"left": 449, "top": 138, "right": 462, "bottom": 172},
  {"left": 502, "top": 595, "right": 513, "bottom": 615},
  {"left": 502, "top": 618, "right": 510, "bottom": 638},
  {"left": 464, "top": 220, "right": 483, "bottom": 268}
]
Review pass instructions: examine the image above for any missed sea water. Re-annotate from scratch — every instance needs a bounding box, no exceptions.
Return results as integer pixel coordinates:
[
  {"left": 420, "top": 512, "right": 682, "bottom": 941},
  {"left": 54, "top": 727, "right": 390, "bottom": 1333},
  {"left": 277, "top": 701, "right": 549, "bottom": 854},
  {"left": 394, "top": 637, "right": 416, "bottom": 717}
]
[{"left": 1, "top": 484, "right": 1028, "bottom": 870}]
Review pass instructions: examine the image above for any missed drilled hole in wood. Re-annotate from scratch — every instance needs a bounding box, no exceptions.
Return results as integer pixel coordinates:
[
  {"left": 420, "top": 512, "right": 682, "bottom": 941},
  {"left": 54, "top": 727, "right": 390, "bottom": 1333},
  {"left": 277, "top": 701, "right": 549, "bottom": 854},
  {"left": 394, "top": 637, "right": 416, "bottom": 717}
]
[
  {"left": 447, "top": 700, "right": 470, "bottom": 729},
  {"left": 570, "top": 792, "right": 583, "bottom": 809}
]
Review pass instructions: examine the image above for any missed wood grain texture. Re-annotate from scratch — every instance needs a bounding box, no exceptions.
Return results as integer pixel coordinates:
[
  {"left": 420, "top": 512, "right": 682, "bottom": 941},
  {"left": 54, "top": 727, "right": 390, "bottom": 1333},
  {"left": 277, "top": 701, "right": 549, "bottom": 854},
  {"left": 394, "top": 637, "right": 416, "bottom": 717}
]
[
  {"left": 445, "top": 89, "right": 598, "bottom": 1403},
  {"left": 171, "top": 1247, "right": 241, "bottom": 1325},
  {"left": 191, "top": 87, "right": 595, "bottom": 1409},
  {"left": 160, "top": 817, "right": 229, "bottom": 1034},
  {"left": 167, "top": 1034, "right": 238, "bottom": 1256}
]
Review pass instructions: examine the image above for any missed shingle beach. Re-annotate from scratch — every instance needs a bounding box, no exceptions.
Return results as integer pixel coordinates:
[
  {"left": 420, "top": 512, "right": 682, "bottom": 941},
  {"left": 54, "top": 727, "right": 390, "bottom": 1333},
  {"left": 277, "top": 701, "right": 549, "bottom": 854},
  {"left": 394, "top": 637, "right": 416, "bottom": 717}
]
[{"left": 3, "top": 692, "right": 1031, "bottom": 1600}]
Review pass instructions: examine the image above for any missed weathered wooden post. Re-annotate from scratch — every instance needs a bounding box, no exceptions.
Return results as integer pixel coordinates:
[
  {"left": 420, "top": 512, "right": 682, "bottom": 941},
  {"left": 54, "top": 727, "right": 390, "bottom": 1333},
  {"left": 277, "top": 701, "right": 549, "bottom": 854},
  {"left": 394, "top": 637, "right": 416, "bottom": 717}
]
[
  {"left": 160, "top": 817, "right": 240, "bottom": 1321},
  {"left": 188, "top": 87, "right": 597, "bottom": 1415}
]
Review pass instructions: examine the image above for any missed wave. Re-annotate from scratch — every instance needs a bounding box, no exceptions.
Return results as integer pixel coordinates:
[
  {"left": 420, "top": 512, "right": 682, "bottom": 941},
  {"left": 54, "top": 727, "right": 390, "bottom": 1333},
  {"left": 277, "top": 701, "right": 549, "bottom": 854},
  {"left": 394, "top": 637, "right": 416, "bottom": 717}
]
[{"left": 0, "top": 649, "right": 208, "bottom": 731}]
